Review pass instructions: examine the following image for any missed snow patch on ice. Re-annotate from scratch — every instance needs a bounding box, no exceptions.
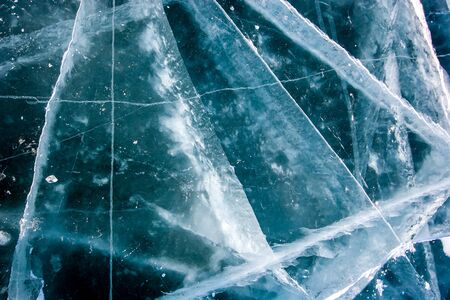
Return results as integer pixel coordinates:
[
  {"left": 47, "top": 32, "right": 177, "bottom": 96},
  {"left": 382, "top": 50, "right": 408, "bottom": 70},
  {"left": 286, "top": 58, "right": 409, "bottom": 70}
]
[
  {"left": 441, "top": 236, "right": 450, "bottom": 257},
  {"left": 0, "top": 231, "right": 11, "bottom": 246},
  {"left": 375, "top": 279, "right": 385, "bottom": 296},
  {"left": 368, "top": 152, "right": 380, "bottom": 175}
]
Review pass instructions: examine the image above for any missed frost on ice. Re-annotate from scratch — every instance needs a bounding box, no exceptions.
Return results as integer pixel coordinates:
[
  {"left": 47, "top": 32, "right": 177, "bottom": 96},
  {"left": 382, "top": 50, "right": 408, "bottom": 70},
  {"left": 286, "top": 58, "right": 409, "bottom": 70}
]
[{"left": 1, "top": 0, "right": 450, "bottom": 299}]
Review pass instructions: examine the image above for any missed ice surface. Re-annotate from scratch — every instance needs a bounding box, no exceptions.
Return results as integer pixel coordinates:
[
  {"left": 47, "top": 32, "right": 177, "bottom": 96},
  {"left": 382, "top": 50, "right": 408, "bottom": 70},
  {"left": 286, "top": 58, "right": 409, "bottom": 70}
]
[
  {"left": 7, "top": 0, "right": 278, "bottom": 298},
  {"left": 0, "top": 0, "right": 449, "bottom": 299}
]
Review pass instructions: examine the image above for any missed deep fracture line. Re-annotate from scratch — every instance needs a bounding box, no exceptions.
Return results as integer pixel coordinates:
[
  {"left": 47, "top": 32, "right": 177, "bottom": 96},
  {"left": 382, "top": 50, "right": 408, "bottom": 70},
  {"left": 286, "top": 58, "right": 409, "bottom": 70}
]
[{"left": 109, "top": 0, "right": 116, "bottom": 299}]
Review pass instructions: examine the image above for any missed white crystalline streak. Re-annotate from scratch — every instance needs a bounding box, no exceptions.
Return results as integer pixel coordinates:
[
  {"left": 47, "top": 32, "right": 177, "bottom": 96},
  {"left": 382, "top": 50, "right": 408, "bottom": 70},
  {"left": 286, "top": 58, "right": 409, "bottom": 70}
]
[
  {"left": 160, "top": 101, "right": 270, "bottom": 256},
  {"left": 36, "top": 282, "right": 45, "bottom": 300},
  {"left": 408, "top": 0, "right": 450, "bottom": 123},
  {"left": 325, "top": 267, "right": 381, "bottom": 300},
  {"left": 422, "top": 241, "right": 442, "bottom": 298}
]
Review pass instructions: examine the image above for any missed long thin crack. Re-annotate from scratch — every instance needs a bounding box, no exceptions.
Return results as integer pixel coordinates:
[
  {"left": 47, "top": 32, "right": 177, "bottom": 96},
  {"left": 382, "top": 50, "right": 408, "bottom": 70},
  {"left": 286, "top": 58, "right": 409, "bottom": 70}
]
[
  {"left": 109, "top": 0, "right": 116, "bottom": 298},
  {"left": 0, "top": 53, "right": 419, "bottom": 105},
  {"left": 0, "top": 151, "right": 35, "bottom": 163},
  {"left": 0, "top": 45, "right": 434, "bottom": 106},
  {"left": 0, "top": 97, "right": 176, "bottom": 106},
  {"left": 0, "top": 101, "right": 176, "bottom": 164},
  {"left": 0, "top": 70, "right": 335, "bottom": 104}
]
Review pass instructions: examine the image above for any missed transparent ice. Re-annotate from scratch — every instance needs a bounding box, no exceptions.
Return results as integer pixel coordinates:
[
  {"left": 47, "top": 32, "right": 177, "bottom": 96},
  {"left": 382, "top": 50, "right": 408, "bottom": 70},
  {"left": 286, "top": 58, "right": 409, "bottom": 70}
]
[{"left": 0, "top": 0, "right": 449, "bottom": 299}]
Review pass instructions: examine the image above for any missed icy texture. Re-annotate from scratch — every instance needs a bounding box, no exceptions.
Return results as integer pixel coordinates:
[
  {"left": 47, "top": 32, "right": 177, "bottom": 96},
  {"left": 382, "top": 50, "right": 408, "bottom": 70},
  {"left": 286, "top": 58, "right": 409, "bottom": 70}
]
[{"left": 0, "top": 0, "right": 449, "bottom": 299}]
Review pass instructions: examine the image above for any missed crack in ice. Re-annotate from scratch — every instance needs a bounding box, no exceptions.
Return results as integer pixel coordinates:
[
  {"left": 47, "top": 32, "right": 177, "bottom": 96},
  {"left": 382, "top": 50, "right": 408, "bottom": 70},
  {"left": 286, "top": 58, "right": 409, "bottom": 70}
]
[{"left": 109, "top": 0, "right": 116, "bottom": 299}]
